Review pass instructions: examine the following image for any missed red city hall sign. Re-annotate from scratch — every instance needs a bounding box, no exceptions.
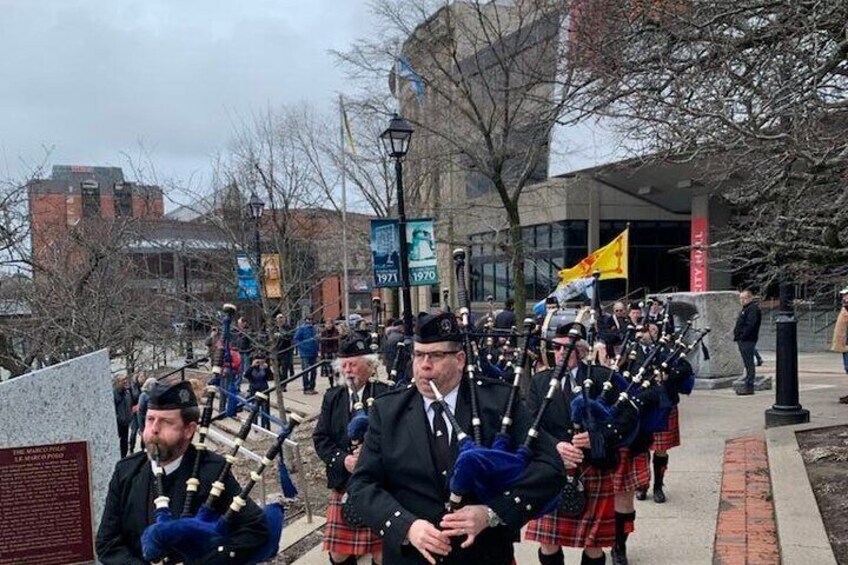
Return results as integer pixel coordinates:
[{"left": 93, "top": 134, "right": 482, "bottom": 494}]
[{"left": 690, "top": 216, "right": 708, "bottom": 292}]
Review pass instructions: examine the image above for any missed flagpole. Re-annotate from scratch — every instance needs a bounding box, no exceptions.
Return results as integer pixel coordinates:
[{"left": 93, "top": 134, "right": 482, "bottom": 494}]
[
  {"left": 339, "top": 94, "right": 350, "bottom": 321},
  {"left": 625, "top": 223, "right": 631, "bottom": 299}
]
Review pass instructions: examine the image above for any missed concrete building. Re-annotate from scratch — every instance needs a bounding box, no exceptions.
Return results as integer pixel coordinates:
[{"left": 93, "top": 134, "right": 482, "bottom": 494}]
[{"left": 395, "top": 1, "right": 732, "bottom": 310}]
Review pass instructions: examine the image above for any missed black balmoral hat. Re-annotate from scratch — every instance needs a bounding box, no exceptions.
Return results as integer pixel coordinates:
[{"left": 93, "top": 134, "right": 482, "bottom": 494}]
[
  {"left": 415, "top": 312, "right": 462, "bottom": 344},
  {"left": 338, "top": 335, "right": 370, "bottom": 358},
  {"left": 148, "top": 381, "right": 198, "bottom": 411}
]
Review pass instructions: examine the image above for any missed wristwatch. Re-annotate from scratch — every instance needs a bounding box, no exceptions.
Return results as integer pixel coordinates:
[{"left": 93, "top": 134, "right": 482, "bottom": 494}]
[{"left": 486, "top": 506, "right": 503, "bottom": 528}]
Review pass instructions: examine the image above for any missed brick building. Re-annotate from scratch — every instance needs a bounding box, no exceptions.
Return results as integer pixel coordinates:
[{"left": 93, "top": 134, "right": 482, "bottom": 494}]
[{"left": 28, "top": 165, "right": 164, "bottom": 264}]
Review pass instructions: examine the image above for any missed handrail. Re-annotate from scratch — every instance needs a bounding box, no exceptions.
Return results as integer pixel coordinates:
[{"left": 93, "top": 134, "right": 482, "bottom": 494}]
[{"left": 618, "top": 286, "right": 648, "bottom": 304}]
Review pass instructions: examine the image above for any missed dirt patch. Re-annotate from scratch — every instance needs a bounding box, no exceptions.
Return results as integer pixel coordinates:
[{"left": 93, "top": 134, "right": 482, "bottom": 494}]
[{"left": 797, "top": 425, "right": 848, "bottom": 565}]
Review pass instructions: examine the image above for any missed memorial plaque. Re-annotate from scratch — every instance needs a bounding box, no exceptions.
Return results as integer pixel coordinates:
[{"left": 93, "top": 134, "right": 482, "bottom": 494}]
[{"left": 0, "top": 441, "right": 95, "bottom": 565}]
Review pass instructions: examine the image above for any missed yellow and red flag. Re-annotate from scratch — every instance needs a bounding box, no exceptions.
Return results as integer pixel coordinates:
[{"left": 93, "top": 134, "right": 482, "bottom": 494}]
[{"left": 559, "top": 227, "right": 629, "bottom": 283}]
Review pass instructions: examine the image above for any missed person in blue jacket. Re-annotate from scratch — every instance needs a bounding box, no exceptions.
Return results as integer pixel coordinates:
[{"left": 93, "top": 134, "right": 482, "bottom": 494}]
[{"left": 294, "top": 316, "right": 319, "bottom": 395}]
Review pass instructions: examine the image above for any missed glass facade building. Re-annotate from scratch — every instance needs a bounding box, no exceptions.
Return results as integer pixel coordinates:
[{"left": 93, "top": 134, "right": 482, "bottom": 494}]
[{"left": 469, "top": 219, "right": 690, "bottom": 302}]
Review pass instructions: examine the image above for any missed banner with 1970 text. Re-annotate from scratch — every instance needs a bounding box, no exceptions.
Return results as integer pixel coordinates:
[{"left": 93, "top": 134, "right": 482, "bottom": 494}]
[{"left": 370, "top": 218, "right": 439, "bottom": 288}]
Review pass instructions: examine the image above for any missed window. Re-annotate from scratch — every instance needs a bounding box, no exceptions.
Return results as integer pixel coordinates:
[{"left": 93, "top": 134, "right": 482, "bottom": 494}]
[
  {"left": 81, "top": 180, "right": 100, "bottom": 218},
  {"left": 114, "top": 184, "right": 133, "bottom": 217}
]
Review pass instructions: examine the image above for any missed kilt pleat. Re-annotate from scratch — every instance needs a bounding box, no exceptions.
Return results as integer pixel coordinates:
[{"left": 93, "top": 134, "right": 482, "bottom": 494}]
[
  {"left": 323, "top": 490, "right": 383, "bottom": 555},
  {"left": 613, "top": 448, "right": 650, "bottom": 494},
  {"left": 651, "top": 405, "right": 680, "bottom": 451},
  {"left": 525, "top": 466, "right": 616, "bottom": 549}
]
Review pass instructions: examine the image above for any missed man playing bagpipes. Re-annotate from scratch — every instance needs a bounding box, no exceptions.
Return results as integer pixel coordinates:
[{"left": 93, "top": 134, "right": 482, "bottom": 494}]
[
  {"left": 347, "top": 312, "right": 564, "bottom": 564},
  {"left": 313, "top": 334, "right": 391, "bottom": 565},
  {"left": 525, "top": 325, "right": 618, "bottom": 565},
  {"left": 95, "top": 380, "right": 269, "bottom": 564}
]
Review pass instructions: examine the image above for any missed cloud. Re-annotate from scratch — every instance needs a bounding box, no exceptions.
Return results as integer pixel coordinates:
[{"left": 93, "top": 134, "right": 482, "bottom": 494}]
[{"left": 0, "top": 0, "right": 373, "bottom": 187}]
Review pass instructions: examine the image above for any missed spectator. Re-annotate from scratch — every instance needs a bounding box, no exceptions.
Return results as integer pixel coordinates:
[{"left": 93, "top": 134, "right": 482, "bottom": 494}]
[
  {"left": 319, "top": 319, "right": 340, "bottom": 389},
  {"left": 628, "top": 302, "right": 642, "bottom": 327},
  {"left": 600, "top": 301, "right": 628, "bottom": 359},
  {"left": 235, "top": 317, "right": 254, "bottom": 377},
  {"left": 273, "top": 314, "right": 295, "bottom": 392},
  {"left": 205, "top": 327, "right": 219, "bottom": 362},
  {"left": 244, "top": 356, "right": 273, "bottom": 429},
  {"left": 135, "top": 377, "right": 157, "bottom": 451},
  {"left": 831, "top": 287, "right": 848, "bottom": 404},
  {"left": 112, "top": 374, "right": 133, "bottom": 458},
  {"left": 733, "top": 289, "right": 762, "bottom": 396},
  {"left": 294, "top": 316, "right": 319, "bottom": 394},
  {"left": 127, "top": 373, "right": 143, "bottom": 454},
  {"left": 381, "top": 318, "right": 404, "bottom": 371},
  {"left": 494, "top": 297, "right": 517, "bottom": 330}
]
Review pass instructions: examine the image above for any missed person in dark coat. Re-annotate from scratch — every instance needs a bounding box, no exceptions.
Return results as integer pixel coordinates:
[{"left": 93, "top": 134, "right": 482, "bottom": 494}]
[
  {"left": 347, "top": 312, "right": 564, "bottom": 565},
  {"left": 313, "top": 334, "right": 390, "bottom": 564},
  {"left": 96, "top": 381, "right": 269, "bottom": 564},
  {"left": 733, "top": 290, "right": 762, "bottom": 395},
  {"left": 273, "top": 314, "right": 295, "bottom": 390},
  {"left": 320, "top": 320, "right": 342, "bottom": 390},
  {"left": 600, "top": 302, "right": 629, "bottom": 360},
  {"left": 244, "top": 355, "right": 274, "bottom": 429},
  {"left": 113, "top": 374, "right": 133, "bottom": 458},
  {"left": 524, "top": 328, "right": 618, "bottom": 565}
]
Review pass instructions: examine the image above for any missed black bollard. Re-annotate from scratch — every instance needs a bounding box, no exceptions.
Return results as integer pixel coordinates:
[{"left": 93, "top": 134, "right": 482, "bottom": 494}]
[{"left": 765, "top": 276, "right": 810, "bottom": 427}]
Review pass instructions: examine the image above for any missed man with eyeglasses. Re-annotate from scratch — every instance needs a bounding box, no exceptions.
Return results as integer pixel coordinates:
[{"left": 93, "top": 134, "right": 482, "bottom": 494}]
[
  {"left": 348, "top": 312, "right": 563, "bottom": 565},
  {"left": 525, "top": 322, "right": 617, "bottom": 565}
]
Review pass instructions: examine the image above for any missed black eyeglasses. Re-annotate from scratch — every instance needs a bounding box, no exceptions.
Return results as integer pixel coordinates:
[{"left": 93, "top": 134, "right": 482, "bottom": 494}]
[
  {"left": 552, "top": 343, "right": 569, "bottom": 351},
  {"left": 412, "top": 350, "right": 460, "bottom": 362}
]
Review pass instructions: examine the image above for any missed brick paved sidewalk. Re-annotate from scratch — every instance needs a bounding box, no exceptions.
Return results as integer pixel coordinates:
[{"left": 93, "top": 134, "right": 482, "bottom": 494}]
[{"left": 713, "top": 436, "right": 780, "bottom": 565}]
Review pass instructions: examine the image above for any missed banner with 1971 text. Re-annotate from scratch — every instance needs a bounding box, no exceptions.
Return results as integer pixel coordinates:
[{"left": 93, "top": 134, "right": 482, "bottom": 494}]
[{"left": 370, "top": 218, "right": 439, "bottom": 288}]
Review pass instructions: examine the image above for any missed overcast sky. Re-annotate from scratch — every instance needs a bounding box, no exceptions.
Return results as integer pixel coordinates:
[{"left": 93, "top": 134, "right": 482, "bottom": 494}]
[
  {"left": 0, "top": 0, "right": 374, "bottom": 198},
  {"left": 0, "top": 0, "right": 620, "bottom": 209}
]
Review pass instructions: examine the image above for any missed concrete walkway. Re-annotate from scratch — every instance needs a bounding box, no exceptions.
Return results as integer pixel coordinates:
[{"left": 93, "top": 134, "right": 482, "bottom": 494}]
[{"left": 284, "top": 352, "right": 848, "bottom": 564}]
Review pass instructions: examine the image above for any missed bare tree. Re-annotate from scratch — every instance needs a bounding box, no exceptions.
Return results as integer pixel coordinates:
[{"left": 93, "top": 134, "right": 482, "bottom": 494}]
[
  {"left": 336, "top": 0, "right": 604, "bottom": 317},
  {"left": 570, "top": 0, "right": 848, "bottom": 293}
]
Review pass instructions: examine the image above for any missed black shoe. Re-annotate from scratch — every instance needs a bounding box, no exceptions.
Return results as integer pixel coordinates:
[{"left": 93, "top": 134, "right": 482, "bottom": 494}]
[
  {"left": 839, "top": 395, "right": 848, "bottom": 404},
  {"left": 653, "top": 486, "right": 666, "bottom": 503},
  {"left": 736, "top": 387, "right": 755, "bottom": 396},
  {"left": 611, "top": 545, "right": 628, "bottom": 565},
  {"left": 755, "top": 359, "right": 763, "bottom": 367},
  {"left": 635, "top": 488, "right": 647, "bottom": 501}
]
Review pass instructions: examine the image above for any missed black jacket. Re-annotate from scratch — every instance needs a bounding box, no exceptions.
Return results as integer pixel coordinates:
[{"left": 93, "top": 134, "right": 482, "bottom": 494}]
[
  {"left": 347, "top": 379, "right": 564, "bottom": 565},
  {"left": 95, "top": 445, "right": 269, "bottom": 564},
  {"left": 313, "top": 380, "right": 390, "bottom": 491},
  {"left": 734, "top": 302, "right": 762, "bottom": 342}
]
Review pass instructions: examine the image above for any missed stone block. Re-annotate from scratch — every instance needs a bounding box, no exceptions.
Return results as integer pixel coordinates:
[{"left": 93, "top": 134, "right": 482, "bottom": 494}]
[
  {"left": 667, "top": 291, "right": 745, "bottom": 388},
  {"left": 0, "top": 350, "right": 118, "bottom": 535}
]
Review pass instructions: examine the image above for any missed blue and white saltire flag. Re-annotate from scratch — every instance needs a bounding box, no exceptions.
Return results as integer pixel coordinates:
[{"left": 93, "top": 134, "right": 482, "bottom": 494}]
[
  {"left": 397, "top": 56, "right": 425, "bottom": 106},
  {"left": 533, "top": 276, "right": 596, "bottom": 316}
]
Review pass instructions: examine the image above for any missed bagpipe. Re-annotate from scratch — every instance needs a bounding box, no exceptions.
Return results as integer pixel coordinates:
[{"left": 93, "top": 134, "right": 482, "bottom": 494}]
[{"left": 141, "top": 306, "right": 302, "bottom": 565}]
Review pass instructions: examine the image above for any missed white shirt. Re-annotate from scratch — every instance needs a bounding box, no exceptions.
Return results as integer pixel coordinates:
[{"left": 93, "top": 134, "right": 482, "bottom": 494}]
[
  {"left": 423, "top": 384, "right": 459, "bottom": 443},
  {"left": 150, "top": 454, "right": 183, "bottom": 476}
]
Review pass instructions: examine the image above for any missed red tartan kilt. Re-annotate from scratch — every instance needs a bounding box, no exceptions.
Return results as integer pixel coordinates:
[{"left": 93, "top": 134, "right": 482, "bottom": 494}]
[
  {"left": 613, "top": 448, "right": 650, "bottom": 494},
  {"left": 323, "top": 490, "right": 383, "bottom": 555},
  {"left": 525, "top": 466, "right": 616, "bottom": 549},
  {"left": 652, "top": 406, "right": 681, "bottom": 451}
]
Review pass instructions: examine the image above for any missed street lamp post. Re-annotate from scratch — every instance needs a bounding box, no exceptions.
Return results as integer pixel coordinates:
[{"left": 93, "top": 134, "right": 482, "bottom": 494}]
[
  {"left": 380, "top": 114, "right": 415, "bottom": 339},
  {"left": 765, "top": 273, "right": 810, "bottom": 427},
  {"left": 248, "top": 192, "right": 266, "bottom": 340}
]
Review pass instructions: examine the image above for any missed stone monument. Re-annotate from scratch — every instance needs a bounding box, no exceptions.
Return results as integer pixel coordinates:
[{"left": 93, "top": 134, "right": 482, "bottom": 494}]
[
  {"left": 0, "top": 349, "right": 117, "bottom": 564},
  {"left": 668, "top": 291, "right": 770, "bottom": 390}
]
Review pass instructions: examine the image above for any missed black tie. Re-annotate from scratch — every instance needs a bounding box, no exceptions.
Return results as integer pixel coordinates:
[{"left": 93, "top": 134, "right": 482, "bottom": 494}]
[
  {"left": 431, "top": 403, "right": 451, "bottom": 475},
  {"left": 350, "top": 389, "right": 360, "bottom": 413}
]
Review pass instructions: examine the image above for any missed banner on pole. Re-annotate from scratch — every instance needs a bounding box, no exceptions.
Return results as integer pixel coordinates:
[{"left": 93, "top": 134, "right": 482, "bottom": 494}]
[
  {"left": 407, "top": 218, "right": 439, "bottom": 286},
  {"left": 262, "top": 253, "right": 283, "bottom": 299},
  {"left": 370, "top": 218, "right": 440, "bottom": 288},
  {"left": 236, "top": 253, "right": 260, "bottom": 300},
  {"left": 370, "top": 220, "right": 401, "bottom": 288}
]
